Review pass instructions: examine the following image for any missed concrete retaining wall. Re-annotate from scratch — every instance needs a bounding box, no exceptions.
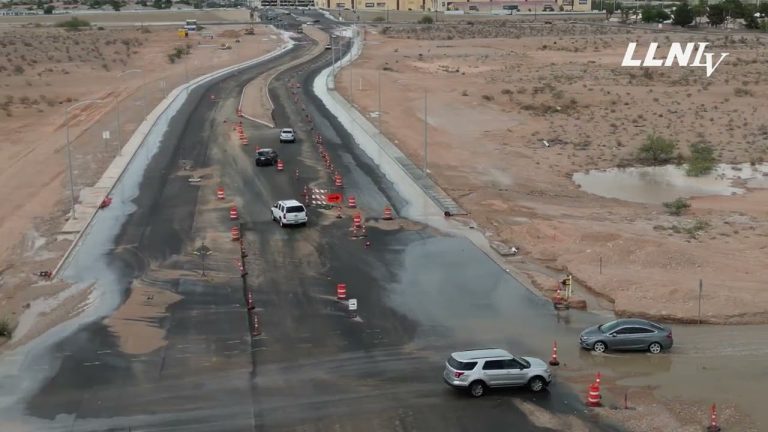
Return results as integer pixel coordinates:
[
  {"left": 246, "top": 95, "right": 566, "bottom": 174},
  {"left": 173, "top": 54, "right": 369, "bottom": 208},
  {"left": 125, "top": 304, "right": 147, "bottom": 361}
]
[{"left": 312, "top": 26, "right": 466, "bottom": 220}]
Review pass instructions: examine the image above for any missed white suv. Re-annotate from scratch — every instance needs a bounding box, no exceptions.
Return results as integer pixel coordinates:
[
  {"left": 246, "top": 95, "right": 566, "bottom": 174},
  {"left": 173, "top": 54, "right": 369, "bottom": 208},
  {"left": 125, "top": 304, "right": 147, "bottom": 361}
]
[
  {"left": 443, "top": 348, "right": 552, "bottom": 397},
  {"left": 270, "top": 200, "right": 307, "bottom": 227},
  {"left": 279, "top": 128, "right": 295, "bottom": 143}
]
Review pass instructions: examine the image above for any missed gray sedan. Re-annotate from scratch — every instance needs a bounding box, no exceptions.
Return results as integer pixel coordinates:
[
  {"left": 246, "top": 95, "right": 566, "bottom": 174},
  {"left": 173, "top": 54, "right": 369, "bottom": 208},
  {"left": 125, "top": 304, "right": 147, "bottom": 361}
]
[{"left": 579, "top": 318, "right": 673, "bottom": 354}]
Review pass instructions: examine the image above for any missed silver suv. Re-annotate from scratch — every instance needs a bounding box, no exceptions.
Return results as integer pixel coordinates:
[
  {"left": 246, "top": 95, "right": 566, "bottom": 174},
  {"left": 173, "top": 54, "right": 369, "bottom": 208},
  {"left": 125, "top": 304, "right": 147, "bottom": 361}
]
[{"left": 443, "top": 348, "right": 552, "bottom": 397}]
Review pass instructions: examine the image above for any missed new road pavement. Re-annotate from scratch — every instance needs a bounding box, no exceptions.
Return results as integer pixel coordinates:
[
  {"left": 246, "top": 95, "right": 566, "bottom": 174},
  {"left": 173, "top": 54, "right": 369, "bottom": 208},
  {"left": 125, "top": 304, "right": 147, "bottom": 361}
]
[{"left": 1, "top": 13, "right": 623, "bottom": 432}]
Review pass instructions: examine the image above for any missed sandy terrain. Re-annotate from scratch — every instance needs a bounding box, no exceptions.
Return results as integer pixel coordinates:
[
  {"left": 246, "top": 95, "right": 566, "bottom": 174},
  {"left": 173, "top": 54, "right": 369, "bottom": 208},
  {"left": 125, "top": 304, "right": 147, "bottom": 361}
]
[
  {"left": 0, "top": 22, "right": 280, "bottom": 348},
  {"left": 240, "top": 25, "right": 329, "bottom": 126},
  {"left": 337, "top": 21, "right": 768, "bottom": 324},
  {"left": 103, "top": 278, "right": 182, "bottom": 355}
]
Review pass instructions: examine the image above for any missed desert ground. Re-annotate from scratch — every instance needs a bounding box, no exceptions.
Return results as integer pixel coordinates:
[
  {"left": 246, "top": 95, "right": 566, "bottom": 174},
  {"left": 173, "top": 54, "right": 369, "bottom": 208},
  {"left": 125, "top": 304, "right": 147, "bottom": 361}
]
[
  {"left": 0, "top": 19, "right": 280, "bottom": 348},
  {"left": 338, "top": 21, "right": 768, "bottom": 324}
]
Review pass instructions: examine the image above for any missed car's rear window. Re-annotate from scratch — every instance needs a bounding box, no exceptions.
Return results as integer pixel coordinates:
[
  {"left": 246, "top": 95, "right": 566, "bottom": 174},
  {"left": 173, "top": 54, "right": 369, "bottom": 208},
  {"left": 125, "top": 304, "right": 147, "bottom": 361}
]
[
  {"left": 447, "top": 357, "right": 477, "bottom": 371},
  {"left": 285, "top": 205, "right": 305, "bottom": 214}
]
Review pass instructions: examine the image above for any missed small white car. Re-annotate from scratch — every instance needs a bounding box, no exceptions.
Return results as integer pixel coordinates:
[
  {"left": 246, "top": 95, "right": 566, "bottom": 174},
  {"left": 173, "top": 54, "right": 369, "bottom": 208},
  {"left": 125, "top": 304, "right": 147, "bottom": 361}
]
[
  {"left": 279, "top": 128, "right": 295, "bottom": 143},
  {"left": 271, "top": 200, "right": 308, "bottom": 227}
]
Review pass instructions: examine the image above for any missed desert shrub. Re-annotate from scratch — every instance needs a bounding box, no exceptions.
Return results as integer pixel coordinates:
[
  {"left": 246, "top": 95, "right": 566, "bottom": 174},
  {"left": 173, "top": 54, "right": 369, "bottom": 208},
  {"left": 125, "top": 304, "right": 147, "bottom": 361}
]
[
  {"left": 636, "top": 132, "right": 677, "bottom": 165},
  {"left": 13, "top": 64, "right": 24, "bottom": 75},
  {"left": 500, "top": 88, "right": 512, "bottom": 95},
  {"left": 418, "top": 15, "right": 434, "bottom": 24},
  {"left": 686, "top": 142, "right": 716, "bottom": 176},
  {"left": 734, "top": 87, "right": 753, "bottom": 97},
  {"left": 461, "top": 89, "right": 469, "bottom": 96},
  {"left": 55, "top": 17, "right": 91, "bottom": 30},
  {"left": 663, "top": 197, "right": 690, "bottom": 216},
  {"left": 671, "top": 219, "right": 710, "bottom": 239},
  {"left": 0, "top": 318, "right": 11, "bottom": 337},
  {"left": 481, "top": 94, "right": 494, "bottom": 101},
  {"left": 372, "top": 16, "right": 385, "bottom": 22}
]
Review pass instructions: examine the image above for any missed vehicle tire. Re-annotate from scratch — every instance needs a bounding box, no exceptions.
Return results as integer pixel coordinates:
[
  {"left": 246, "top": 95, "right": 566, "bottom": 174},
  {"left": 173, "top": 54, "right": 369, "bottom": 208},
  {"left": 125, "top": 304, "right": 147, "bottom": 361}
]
[
  {"left": 592, "top": 341, "right": 607, "bottom": 353},
  {"left": 528, "top": 376, "right": 546, "bottom": 393},
  {"left": 648, "top": 342, "right": 662, "bottom": 354},
  {"left": 468, "top": 381, "right": 485, "bottom": 398}
]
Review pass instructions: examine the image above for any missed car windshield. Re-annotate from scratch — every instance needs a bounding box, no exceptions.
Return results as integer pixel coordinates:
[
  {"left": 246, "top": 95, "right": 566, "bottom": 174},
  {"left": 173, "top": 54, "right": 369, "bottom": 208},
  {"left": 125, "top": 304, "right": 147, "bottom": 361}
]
[
  {"left": 285, "top": 205, "right": 305, "bottom": 213},
  {"left": 257, "top": 150, "right": 271, "bottom": 156},
  {"left": 514, "top": 356, "right": 531, "bottom": 368},
  {"left": 598, "top": 320, "right": 622, "bottom": 334}
]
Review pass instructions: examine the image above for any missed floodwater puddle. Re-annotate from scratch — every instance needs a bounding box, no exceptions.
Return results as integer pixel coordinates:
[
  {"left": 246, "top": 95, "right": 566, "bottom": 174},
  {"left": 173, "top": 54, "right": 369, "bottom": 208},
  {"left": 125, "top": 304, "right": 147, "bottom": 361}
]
[{"left": 572, "top": 163, "right": 768, "bottom": 204}]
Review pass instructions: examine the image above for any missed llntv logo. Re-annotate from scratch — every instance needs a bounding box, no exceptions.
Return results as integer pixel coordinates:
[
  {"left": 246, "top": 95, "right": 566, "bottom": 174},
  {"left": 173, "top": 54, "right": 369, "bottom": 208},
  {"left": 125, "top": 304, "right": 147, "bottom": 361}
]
[{"left": 621, "top": 42, "right": 729, "bottom": 77}]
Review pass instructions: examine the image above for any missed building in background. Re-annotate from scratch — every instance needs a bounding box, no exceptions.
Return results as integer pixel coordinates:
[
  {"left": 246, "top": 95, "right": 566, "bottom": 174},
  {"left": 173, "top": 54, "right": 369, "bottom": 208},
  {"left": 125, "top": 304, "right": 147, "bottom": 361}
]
[{"left": 313, "top": 0, "right": 591, "bottom": 12}]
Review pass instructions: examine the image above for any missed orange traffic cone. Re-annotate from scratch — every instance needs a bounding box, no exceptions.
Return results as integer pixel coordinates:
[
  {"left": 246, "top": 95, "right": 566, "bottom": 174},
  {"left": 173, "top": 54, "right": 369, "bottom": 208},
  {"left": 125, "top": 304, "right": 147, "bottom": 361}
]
[
  {"left": 549, "top": 341, "right": 560, "bottom": 366},
  {"left": 707, "top": 404, "right": 721, "bottom": 432},
  {"left": 586, "top": 382, "right": 602, "bottom": 407}
]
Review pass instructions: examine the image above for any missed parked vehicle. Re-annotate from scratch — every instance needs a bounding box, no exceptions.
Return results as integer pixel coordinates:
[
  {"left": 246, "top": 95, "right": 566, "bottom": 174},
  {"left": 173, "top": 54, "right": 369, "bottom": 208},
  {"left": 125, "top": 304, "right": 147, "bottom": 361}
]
[
  {"left": 255, "top": 148, "right": 278, "bottom": 166},
  {"left": 542, "top": 4, "right": 555, "bottom": 11},
  {"left": 270, "top": 200, "right": 308, "bottom": 227},
  {"left": 443, "top": 348, "right": 552, "bottom": 397},
  {"left": 579, "top": 318, "right": 673, "bottom": 354},
  {"left": 279, "top": 128, "right": 296, "bottom": 143}
]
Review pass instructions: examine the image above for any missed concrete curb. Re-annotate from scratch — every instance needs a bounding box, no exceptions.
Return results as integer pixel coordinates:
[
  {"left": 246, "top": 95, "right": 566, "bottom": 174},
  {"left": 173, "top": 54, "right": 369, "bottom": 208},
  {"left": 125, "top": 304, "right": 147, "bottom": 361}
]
[
  {"left": 312, "top": 26, "right": 466, "bottom": 217},
  {"left": 51, "top": 37, "right": 295, "bottom": 279}
]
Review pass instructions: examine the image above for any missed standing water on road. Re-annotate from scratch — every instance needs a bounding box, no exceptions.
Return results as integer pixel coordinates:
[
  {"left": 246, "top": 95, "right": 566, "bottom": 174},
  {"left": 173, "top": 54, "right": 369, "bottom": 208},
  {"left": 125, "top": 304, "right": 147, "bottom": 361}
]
[{"left": 572, "top": 163, "right": 768, "bottom": 204}]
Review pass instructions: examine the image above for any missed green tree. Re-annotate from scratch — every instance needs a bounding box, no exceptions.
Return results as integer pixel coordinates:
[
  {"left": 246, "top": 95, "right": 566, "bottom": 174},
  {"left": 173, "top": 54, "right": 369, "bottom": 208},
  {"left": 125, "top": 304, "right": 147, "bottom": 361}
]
[
  {"left": 720, "top": 0, "right": 745, "bottom": 18},
  {"left": 637, "top": 132, "right": 678, "bottom": 165},
  {"left": 605, "top": 2, "right": 616, "bottom": 19},
  {"left": 619, "top": 4, "right": 633, "bottom": 23},
  {"left": 110, "top": 0, "right": 124, "bottom": 10},
  {"left": 641, "top": 5, "right": 670, "bottom": 23},
  {"left": 707, "top": 3, "right": 726, "bottom": 26},
  {"left": 672, "top": 2, "right": 694, "bottom": 26},
  {"left": 417, "top": 15, "right": 433, "bottom": 24},
  {"left": 43, "top": 4, "right": 55, "bottom": 13},
  {"left": 686, "top": 142, "right": 717, "bottom": 176},
  {"left": 692, "top": 0, "right": 707, "bottom": 26}
]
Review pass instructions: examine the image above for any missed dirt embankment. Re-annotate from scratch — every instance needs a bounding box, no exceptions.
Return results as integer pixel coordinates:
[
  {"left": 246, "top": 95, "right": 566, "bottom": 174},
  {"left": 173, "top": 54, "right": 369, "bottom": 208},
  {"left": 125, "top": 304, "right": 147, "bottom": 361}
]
[{"left": 337, "top": 22, "right": 768, "bottom": 323}]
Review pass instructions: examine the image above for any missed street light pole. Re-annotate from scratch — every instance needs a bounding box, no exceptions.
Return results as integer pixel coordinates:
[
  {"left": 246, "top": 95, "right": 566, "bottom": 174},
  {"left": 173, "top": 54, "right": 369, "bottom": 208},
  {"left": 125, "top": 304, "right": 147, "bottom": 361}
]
[
  {"left": 423, "top": 89, "right": 428, "bottom": 174},
  {"left": 115, "top": 96, "right": 121, "bottom": 156},
  {"left": 65, "top": 99, "right": 105, "bottom": 220},
  {"left": 377, "top": 70, "right": 382, "bottom": 131}
]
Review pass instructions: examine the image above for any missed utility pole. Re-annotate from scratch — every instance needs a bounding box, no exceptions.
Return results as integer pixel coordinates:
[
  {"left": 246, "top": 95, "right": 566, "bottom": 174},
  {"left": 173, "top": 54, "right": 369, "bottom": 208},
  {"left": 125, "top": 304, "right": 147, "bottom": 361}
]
[
  {"left": 423, "top": 89, "right": 428, "bottom": 174},
  {"left": 377, "top": 70, "right": 382, "bottom": 130},
  {"left": 115, "top": 96, "right": 121, "bottom": 156},
  {"left": 65, "top": 99, "right": 105, "bottom": 220},
  {"left": 698, "top": 279, "right": 703, "bottom": 324}
]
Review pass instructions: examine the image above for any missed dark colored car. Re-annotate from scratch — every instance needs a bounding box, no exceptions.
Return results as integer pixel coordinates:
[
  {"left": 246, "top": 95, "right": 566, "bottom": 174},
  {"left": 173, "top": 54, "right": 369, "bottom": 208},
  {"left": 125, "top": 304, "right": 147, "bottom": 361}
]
[
  {"left": 542, "top": 5, "right": 555, "bottom": 11},
  {"left": 579, "top": 318, "right": 673, "bottom": 354},
  {"left": 255, "top": 148, "right": 278, "bottom": 166}
]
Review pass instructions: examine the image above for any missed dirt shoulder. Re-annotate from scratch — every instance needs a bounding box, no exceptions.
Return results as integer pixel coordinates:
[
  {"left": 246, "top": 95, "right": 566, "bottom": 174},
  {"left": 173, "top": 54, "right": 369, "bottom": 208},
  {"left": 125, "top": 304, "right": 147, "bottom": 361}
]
[
  {"left": 0, "top": 23, "right": 279, "bottom": 349},
  {"left": 240, "top": 25, "right": 329, "bottom": 126},
  {"left": 336, "top": 22, "right": 768, "bottom": 324}
]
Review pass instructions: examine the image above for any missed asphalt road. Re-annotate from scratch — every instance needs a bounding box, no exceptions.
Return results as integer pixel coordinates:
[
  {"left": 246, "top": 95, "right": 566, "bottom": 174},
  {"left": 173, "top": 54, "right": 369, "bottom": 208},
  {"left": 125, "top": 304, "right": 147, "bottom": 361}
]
[{"left": 2, "top": 13, "right": 625, "bottom": 432}]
